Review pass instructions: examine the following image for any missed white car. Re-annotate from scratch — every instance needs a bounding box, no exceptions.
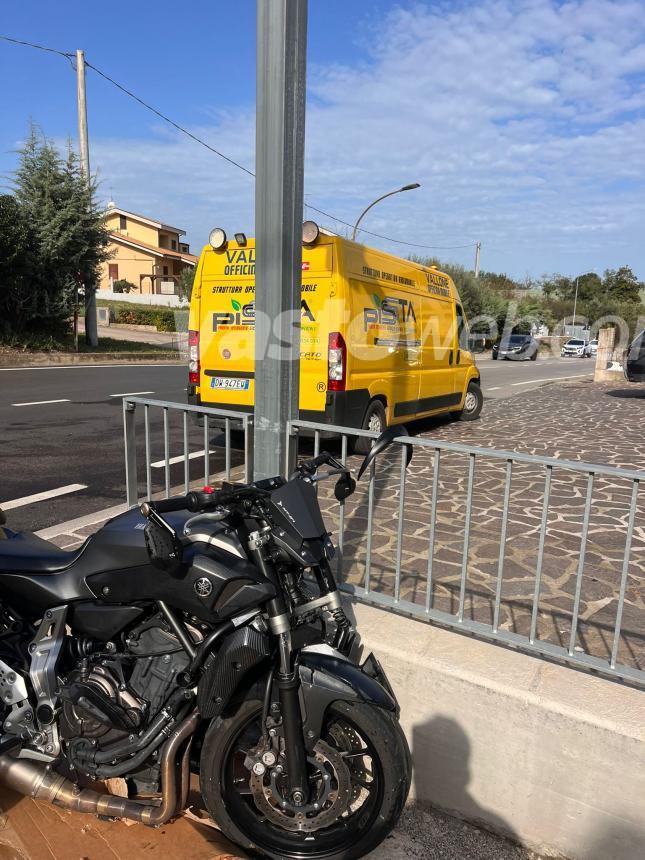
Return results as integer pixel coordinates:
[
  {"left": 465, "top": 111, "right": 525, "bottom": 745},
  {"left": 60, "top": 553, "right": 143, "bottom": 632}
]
[
  {"left": 584, "top": 339, "right": 598, "bottom": 358},
  {"left": 561, "top": 338, "right": 586, "bottom": 357}
]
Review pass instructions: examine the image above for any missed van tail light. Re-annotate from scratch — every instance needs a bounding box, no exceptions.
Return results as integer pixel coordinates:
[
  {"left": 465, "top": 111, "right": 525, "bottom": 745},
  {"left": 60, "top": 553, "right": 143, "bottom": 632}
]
[
  {"left": 328, "top": 331, "right": 346, "bottom": 392},
  {"left": 188, "top": 329, "right": 200, "bottom": 384}
]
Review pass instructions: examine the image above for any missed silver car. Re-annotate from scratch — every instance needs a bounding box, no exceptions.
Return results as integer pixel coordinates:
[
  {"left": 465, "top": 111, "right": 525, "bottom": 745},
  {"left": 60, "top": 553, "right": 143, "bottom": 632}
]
[
  {"left": 561, "top": 338, "right": 586, "bottom": 357},
  {"left": 584, "top": 339, "right": 598, "bottom": 358}
]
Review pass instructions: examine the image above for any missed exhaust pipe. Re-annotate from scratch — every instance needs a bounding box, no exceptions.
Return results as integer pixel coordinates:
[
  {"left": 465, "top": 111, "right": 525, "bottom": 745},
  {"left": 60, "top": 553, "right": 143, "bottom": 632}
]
[{"left": 0, "top": 709, "right": 199, "bottom": 826}]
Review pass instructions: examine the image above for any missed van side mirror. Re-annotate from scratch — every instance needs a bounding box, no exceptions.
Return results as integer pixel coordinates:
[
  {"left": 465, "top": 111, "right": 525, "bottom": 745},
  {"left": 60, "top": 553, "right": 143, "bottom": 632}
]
[{"left": 357, "top": 426, "right": 413, "bottom": 480}]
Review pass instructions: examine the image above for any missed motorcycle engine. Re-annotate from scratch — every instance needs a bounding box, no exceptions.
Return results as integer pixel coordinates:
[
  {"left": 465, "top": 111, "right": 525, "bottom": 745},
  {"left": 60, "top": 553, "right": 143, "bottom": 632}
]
[{"left": 61, "top": 623, "right": 190, "bottom": 748}]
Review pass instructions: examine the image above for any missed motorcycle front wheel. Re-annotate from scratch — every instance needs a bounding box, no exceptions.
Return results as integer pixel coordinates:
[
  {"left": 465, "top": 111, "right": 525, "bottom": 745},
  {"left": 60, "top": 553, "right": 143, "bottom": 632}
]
[{"left": 199, "top": 694, "right": 410, "bottom": 860}]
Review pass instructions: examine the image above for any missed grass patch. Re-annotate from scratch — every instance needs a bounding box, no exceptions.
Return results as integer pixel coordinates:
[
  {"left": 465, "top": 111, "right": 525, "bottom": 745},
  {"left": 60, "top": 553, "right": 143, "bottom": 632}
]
[{"left": 0, "top": 333, "right": 180, "bottom": 355}]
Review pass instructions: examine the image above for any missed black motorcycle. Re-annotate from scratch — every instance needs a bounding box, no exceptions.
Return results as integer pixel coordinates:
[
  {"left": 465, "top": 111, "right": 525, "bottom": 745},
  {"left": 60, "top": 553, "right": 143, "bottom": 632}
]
[{"left": 0, "top": 428, "right": 411, "bottom": 859}]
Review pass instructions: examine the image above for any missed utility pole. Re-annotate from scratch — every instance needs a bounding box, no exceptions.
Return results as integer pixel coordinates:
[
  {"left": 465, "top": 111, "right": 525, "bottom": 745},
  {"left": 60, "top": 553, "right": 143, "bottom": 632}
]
[
  {"left": 474, "top": 241, "right": 481, "bottom": 278},
  {"left": 572, "top": 276, "right": 579, "bottom": 335},
  {"left": 253, "top": 0, "right": 308, "bottom": 480},
  {"left": 76, "top": 49, "right": 98, "bottom": 347}
]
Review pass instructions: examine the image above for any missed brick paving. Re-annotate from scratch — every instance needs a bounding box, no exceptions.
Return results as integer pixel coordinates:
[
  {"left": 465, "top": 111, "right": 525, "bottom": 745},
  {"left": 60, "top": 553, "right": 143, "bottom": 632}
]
[{"left": 318, "top": 379, "right": 645, "bottom": 675}]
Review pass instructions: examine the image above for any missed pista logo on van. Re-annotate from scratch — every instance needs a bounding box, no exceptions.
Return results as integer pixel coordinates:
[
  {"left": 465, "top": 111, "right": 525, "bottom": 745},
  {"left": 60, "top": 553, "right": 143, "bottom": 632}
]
[
  {"left": 213, "top": 300, "right": 316, "bottom": 332},
  {"left": 363, "top": 296, "right": 416, "bottom": 331}
]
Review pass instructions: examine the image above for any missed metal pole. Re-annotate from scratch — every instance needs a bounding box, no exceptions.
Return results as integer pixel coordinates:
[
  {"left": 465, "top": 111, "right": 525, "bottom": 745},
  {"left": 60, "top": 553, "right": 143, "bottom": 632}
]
[
  {"left": 572, "top": 277, "right": 579, "bottom": 334},
  {"left": 253, "top": 0, "right": 308, "bottom": 480},
  {"left": 474, "top": 241, "right": 481, "bottom": 278},
  {"left": 351, "top": 183, "right": 420, "bottom": 241},
  {"left": 76, "top": 49, "right": 98, "bottom": 348}
]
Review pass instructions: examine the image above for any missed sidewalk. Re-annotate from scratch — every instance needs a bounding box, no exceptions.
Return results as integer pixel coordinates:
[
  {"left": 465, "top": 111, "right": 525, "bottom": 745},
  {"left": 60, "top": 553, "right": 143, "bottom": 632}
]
[{"left": 79, "top": 317, "right": 186, "bottom": 349}]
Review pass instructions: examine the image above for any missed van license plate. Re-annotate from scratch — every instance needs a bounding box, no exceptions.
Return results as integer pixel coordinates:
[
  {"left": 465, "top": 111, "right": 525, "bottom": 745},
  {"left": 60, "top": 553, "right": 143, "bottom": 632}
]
[{"left": 210, "top": 377, "right": 250, "bottom": 391}]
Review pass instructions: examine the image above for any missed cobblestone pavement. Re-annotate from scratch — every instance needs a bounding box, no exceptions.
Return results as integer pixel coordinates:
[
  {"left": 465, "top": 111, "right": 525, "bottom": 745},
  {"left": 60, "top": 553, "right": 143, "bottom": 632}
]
[{"left": 317, "top": 379, "right": 645, "bottom": 675}]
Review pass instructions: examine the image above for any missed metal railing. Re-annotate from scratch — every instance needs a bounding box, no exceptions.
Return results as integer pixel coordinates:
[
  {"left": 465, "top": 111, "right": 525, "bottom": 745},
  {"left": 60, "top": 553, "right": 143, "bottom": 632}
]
[
  {"left": 120, "top": 399, "right": 644, "bottom": 688},
  {"left": 288, "top": 419, "right": 645, "bottom": 689},
  {"left": 122, "top": 397, "right": 253, "bottom": 507}
]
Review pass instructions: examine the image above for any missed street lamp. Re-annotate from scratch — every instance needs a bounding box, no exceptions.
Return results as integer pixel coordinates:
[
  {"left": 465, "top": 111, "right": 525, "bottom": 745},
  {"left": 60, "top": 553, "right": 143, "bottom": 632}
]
[
  {"left": 351, "top": 183, "right": 421, "bottom": 241},
  {"left": 571, "top": 277, "right": 579, "bottom": 336}
]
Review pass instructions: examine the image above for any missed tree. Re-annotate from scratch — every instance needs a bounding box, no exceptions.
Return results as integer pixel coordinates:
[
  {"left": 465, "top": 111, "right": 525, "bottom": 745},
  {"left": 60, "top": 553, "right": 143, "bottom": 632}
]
[
  {"left": 113, "top": 278, "right": 135, "bottom": 294},
  {"left": 176, "top": 265, "right": 196, "bottom": 301},
  {"left": 574, "top": 272, "right": 602, "bottom": 304},
  {"left": 0, "top": 195, "right": 34, "bottom": 336},
  {"left": 602, "top": 266, "right": 643, "bottom": 304},
  {"left": 4, "top": 125, "right": 110, "bottom": 340}
]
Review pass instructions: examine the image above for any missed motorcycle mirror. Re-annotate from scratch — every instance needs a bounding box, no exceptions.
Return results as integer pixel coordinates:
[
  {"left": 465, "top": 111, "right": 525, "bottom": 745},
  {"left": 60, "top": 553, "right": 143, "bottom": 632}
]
[
  {"left": 357, "top": 426, "right": 413, "bottom": 481},
  {"left": 334, "top": 472, "right": 356, "bottom": 501}
]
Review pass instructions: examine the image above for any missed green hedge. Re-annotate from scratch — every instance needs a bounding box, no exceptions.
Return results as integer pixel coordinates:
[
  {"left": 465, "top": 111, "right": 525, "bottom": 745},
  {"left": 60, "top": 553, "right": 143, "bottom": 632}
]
[{"left": 94, "top": 300, "right": 188, "bottom": 332}]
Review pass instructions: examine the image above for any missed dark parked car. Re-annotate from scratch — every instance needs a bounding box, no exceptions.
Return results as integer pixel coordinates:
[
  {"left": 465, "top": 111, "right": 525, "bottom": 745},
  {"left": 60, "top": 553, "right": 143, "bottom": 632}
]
[
  {"left": 492, "top": 334, "right": 538, "bottom": 361},
  {"left": 625, "top": 330, "right": 645, "bottom": 382}
]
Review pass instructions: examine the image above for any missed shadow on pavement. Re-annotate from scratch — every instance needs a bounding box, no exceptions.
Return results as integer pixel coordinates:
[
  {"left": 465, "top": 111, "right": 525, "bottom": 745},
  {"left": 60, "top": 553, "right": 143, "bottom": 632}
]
[{"left": 605, "top": 388, "right": 645, "bottom": 399}]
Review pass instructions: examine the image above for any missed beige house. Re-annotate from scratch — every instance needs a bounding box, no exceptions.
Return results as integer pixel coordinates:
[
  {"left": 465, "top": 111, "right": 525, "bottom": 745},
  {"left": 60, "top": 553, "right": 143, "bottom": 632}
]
[{"left": 99, "top": 203, "right": 197, "bottom": 296}]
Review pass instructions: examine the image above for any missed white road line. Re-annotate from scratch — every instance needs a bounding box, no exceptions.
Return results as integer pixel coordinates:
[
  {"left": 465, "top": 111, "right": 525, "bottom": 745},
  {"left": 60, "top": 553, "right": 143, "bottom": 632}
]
[
  {"left": 2, "top": 483, "right": 88, "bottom": 511},
  {"left": 485, "top": 386, "right": 501, "bottom": 391},
  {"left": 11, "top": 399, "right": 70, "bottom": 406},
  {"left": 511, "top": 373, "right": 591, "bottom": 387},
  {"left": 151, "top": 449, "right": 214, "bottom": 469},
  {"left": 109, "top": 391, "right": 154, "bottom": 398}
]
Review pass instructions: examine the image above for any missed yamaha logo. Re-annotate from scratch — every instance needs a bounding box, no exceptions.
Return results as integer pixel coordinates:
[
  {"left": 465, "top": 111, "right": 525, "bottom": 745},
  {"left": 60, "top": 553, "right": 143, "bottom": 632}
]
[{"left": 194, "top": 577, "right": 213, "bottom": 598}]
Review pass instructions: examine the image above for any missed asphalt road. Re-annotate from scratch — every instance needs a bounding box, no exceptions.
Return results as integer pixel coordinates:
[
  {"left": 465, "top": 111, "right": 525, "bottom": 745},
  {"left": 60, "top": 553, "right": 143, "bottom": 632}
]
[
  {"left": 477, "top": 354, "right": 595, "bottom": 398},
  {"left": 0, "top": 356, "right": 594, "bottom": 534}
]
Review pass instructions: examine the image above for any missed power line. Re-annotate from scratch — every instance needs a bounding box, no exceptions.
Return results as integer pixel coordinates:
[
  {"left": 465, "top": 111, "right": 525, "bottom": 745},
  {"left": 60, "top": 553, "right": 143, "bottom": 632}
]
[
  {"left": 84, "top": 60, "right": 256, "bottom": 179},
  {"left": 1, "top": 33, "right": 477, "bottom": 251},
  {"left": 305, "top": 202, "right": 476, "bottom": 250},
  {"left": 0, "top": 34, "right": 74, "bottom": 64}
]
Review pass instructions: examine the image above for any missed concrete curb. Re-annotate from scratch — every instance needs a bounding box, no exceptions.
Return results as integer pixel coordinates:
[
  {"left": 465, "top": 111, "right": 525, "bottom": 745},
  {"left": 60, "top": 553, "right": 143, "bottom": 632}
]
[
  {"left": 0, "top": 352, "right": 183, "bottom": 368},
  {"left": 351, "top": 600, "right": 644, "bottom": 860}
]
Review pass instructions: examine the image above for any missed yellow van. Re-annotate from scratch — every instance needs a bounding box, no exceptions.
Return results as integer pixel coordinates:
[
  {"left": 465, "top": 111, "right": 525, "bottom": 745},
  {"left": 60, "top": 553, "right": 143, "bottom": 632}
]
[{"left": 187, "top": 224, "right": 481, "bottom": 448}]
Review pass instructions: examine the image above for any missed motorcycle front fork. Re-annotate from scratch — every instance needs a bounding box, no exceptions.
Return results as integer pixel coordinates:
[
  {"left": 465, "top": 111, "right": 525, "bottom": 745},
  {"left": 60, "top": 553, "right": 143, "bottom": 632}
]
[{"left": 248, "top": 541, "right": 311, "bottom": 805}]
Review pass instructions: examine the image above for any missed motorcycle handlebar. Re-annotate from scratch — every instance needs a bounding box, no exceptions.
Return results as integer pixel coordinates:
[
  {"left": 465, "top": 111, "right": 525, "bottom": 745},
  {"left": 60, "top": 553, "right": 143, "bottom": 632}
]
[{"left": 142, "top": 486, "right": 266, "bottom": 518}]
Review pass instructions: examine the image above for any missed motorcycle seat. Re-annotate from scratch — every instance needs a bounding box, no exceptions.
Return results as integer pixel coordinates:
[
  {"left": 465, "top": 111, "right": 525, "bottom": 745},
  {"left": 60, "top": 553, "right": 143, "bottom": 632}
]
[{"left": 0, "top": 528, "right": 89, "bottom": 574}]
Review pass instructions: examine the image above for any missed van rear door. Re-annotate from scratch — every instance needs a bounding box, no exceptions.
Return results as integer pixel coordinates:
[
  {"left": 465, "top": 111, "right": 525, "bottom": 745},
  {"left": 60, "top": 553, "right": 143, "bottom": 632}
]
[
  {"left": 198, "top": 239, "right": 334, "bottom": 417},
  {"left": 198, "top": 247, "right": 255, "bottom": 409}
]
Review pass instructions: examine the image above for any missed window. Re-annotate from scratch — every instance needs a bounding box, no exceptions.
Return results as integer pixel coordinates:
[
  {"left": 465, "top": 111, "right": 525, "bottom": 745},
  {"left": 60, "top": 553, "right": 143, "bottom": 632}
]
[
  {"left": 108, "top": 264, "right": 118, "bottom": 281},
  {"left": 456, "top": 304, "right": 469, "bottom": 349},
  {"left": 163, "top": 266, "right": 169, "bottom": 276},
  {"left": 171, "top": 239, "right": 177, "bottom": 250},
  {"left": 119, "top": 215, "right": 127, "bottom": 230}
]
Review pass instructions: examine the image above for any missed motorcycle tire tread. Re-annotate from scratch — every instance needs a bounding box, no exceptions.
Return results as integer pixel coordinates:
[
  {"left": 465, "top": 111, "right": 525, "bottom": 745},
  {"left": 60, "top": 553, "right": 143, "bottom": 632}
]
[{"left": 199, "top": 695, "right": 411, "bottom": 860}]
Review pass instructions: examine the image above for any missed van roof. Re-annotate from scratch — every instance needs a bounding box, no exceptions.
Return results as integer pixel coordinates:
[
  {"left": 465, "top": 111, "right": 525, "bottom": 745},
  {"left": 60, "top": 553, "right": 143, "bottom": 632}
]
[{"left": 199, "top": 233, "right": 458, "bottom": 300}]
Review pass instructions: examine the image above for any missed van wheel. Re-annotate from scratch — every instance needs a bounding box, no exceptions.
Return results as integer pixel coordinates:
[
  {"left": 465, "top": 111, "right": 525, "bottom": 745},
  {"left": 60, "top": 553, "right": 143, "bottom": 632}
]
[
  {"left": 454, "top": 382, "right": 483, "bottom": 422},
  {"left": 353, "top": 400, "right": 386, "bottom": 454}
]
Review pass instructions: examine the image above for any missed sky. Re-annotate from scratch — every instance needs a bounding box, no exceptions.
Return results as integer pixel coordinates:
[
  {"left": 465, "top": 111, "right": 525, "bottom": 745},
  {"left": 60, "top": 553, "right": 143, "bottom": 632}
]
[{"left": 1, "top": 0, "right": 644, "bottom": 279}]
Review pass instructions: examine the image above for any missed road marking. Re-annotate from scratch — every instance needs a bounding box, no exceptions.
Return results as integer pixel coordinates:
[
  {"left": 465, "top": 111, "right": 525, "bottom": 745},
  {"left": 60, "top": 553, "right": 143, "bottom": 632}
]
[
  {"left": 109, "top": 391, "right": 154, "bottom": 398},
  {"left": 11, "top": 399, "right": 70, "bottom": 406},
  {"left": 151, "top": 449, "right": 214, "bottom": 469},
  {"left": 511, "top": 373, "right": 591, "bottom": 387},
  {"left": 485, "top": 386, "right": 501, "bottom": 391},
  {"left": 2, "top": 483, "right": 88, "bottom": 511}
]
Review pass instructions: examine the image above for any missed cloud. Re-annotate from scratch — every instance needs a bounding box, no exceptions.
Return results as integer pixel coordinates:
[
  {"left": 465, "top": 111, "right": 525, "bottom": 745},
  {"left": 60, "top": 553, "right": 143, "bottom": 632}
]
[{"left": 91, "top": 0, "right": 645, "bottom": 277}]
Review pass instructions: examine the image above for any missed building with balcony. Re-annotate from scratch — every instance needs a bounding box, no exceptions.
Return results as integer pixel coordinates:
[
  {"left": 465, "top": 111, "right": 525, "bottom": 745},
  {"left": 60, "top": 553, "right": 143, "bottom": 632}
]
[{"left": 99, "top": 203, "right": 197, "bottom": 296}]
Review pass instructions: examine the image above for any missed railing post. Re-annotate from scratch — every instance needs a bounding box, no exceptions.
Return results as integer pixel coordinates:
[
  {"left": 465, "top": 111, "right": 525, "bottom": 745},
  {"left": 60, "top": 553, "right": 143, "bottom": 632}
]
[
  {"left": 123, "top": 399, "right": 138, "bottom": 509},
  {"left": 244, "top": 416, "right": 254, "bottom": 484}
]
